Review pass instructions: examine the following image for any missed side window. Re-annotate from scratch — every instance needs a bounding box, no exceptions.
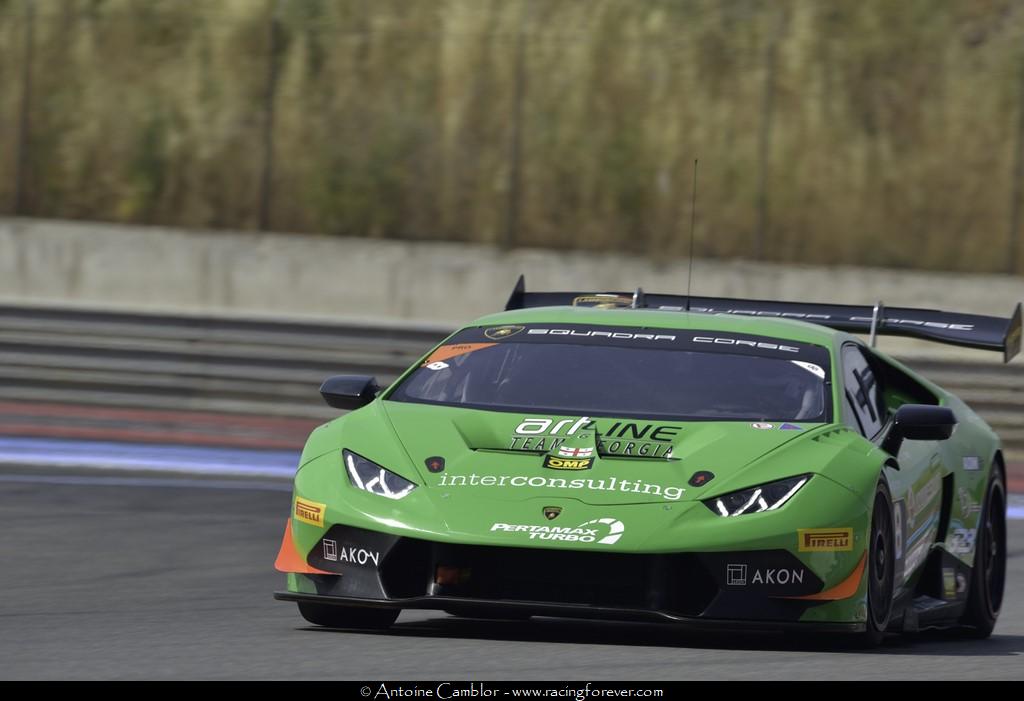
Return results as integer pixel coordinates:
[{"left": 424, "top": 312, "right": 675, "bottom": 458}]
[
  {"left": 841, "top": 344, "right": 885, "bottom": 439},
  {"left": 840, "top": 386, "right": 861, "bottom": 432},
  {"left": 872, "top": 354, "right": 940, "bottom": 410}
]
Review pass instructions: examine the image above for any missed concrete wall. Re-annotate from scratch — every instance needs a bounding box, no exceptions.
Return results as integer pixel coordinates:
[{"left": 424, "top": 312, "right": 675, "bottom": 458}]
[{"left": 3, "top": 217, "right": 1022, "bottom": 340}]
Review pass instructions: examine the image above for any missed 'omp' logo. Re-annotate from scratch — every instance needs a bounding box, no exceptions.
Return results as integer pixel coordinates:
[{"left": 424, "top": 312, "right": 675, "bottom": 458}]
[
  {"left": 295, "top": 498, "right": 326, "bottom": 528},
  {"left": 798, "top": 527, "right": 853, "bottom": 552},
  {"left": 543, "top": 455, "right": 593, "bottom": 470}
]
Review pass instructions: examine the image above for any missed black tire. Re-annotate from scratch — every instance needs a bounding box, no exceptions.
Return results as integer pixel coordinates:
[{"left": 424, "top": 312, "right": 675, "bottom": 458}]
[
  {"left": 297, "top": 602, "right": 400, "bottom": 629},
  {"left": 957, "top": 466, "right": 1006, "bottom": 638},
  {"left": 858, "top": 479, "right": 896, "bottom": 647}
]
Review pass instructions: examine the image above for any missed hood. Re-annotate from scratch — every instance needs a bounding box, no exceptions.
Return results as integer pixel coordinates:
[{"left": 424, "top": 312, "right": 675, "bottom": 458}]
[{"left": 380, "top": 400, "right": 822, "bottom": 506}]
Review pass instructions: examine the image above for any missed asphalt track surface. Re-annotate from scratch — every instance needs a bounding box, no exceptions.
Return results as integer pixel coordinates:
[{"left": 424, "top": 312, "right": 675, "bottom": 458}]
[{"left": 0, "top": 469, "right": 1022, "bottom": 680}]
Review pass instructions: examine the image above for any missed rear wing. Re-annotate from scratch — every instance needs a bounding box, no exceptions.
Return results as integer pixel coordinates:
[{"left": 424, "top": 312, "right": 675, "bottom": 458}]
[{"left": 503, "top": 276, "right": 1022, "bottom": 363}]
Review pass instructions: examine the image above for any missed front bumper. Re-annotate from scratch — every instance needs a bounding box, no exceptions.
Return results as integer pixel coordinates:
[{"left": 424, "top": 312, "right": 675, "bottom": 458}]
[
  {"left": 276, "top": 522, "right": 868, "bottom": 629},
  {"left": 278, "top": 462, "right": 873, "bottom": 628}
]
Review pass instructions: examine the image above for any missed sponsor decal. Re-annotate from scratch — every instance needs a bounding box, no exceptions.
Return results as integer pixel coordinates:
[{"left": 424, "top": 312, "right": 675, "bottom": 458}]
[
  {"left": 294, "top": 497, "right": 326, "bottom": 528},
  {"left": 751, "top": 422, "right": 774, "bottom": 430},
  {"left": 542, "top": 455, "right": 593, "bottom": 470},
  {"left": 957, "top": 487, "right": 981, "bottom": 517},
  {"left": 593, "top": 440, "right": 674, "bottom": 458},
  {"left": 679, "top": 307, "right": 975, "bottom": 332},
  {"left": 308, "top": 525, "right": 399, "bottom": 575},
  {"left": 424, "top": 342, "right": 497, "bottom": 363},
  {"left": 903, "top": 514, "right": 938, "bottom": 579},
  {"left": 702, "top": 551, "right": 822, "bottom": 595},
  {"left": 579, "top": 518, "right": 625, "bottom": 544},
  {"left": 515, "top": 416, "right": 592, "bottom": 436},
  {"left": 527, "top": 328, "right": 676, "bottom": 341},
  {"left": 510, "top": 416, "right": 679, "bottom": 459},
  {"left": 949, "top": 528, "right": 976, "bottom": 556},
  {"left": 491, "top": 517, "right": 625, "bottom": 544},
  {"left": 907, "top": 475, "right": 941, "bottom": 524},
  {"left": 688, "top": 470, "right": 715, "bottom": 487},
  {"left": 867, "top": 318, "right": 974, "bottom": 331},
  {"left": 572, "top": 294, "right": 633, "bottom": 309},
  {"left": 726, "top": 565, "right": 806, "bottom": 587},
  {"left": 441, "top": 324, "right": 830, "bottom": 370},
  {"left": 425, "top": 456, "right": 446, "bottom": 473},
  {"left": 962, "top": 456, "right": 980, "bottom": 471},
  {"left": 425, "top": 361, "right": 449, "bottom": 371},
  {"left": 444, "top": 323, "right": 831, "bottom": 368},
  {"left": 791, "top": 361, "right": 825, "bottom": 379},
  {"left": 336, "top": 545, "right": 381, "bottom": 567},
  {"left": 943, "top": 567, "right": 957, "bottom": 599},
  {"left": 798, "top": 527, "right": 853, "bottom": 552},
  {"left": 753, "top": 568, "right": 805, "bottom": 585},
  {"left": 543, "top": 506, "right": 562, "bottom": 520},
  {"left": 779, "top": 423, "right": 803, "bottom": 431},
  {"left": 892, "top": 500, "right": 908, "bottom": 584},
  {"left": 693, "top": 336, "right": 800, "bottom": 353},
  {"left": 483, "top": 325, "right": 525, "bottom": 340},
  {"left": 438, "top": 472, "right": 685, "bottom": 501},
  {"left": 727, "top": 563, "right": 747, "bottom": 586}
]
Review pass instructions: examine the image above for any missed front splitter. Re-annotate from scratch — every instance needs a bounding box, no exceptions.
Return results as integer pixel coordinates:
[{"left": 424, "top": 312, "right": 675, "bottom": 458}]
[{"left": 274, "top": 591, "right": 865, "bottom": 633}]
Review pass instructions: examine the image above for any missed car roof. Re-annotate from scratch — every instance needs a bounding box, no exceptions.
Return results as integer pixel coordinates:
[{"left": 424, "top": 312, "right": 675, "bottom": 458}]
[{"left": 467, "top": 306, "right": 841, "bottom": 348}]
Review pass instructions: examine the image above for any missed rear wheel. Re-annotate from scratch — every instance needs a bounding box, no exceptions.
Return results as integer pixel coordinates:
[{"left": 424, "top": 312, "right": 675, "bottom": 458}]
[
  {"left": 859, "top": 480, "right": 895, "bottom": 647},
  {"left": 957, "top": 466, "right": 1006, "bottom": 638},
  {"left": 297, "top": 602, "right": 399, "bottom": 629}
]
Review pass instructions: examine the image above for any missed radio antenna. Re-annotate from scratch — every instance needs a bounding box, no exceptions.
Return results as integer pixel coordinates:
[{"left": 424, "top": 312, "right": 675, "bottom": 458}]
[{"left": 685, "top": 159, "right": 698, "bottom": 311}]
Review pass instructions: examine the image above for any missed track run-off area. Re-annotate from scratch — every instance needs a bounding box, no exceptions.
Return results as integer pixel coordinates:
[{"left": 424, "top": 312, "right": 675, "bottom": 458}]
[{"left": 0, "top": 455, "right": 1022, "bottom": 680}]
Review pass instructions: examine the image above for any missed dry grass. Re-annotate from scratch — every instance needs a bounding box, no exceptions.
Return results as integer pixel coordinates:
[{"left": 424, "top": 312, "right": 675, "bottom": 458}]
[{"left": 1, "top": 0, "right": 1023, "bottom": 272}]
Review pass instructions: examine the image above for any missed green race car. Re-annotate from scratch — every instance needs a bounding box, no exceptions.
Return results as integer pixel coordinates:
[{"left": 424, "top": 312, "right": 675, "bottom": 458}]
[{"left": 275, "top": 278, "right": 1020, "bottom": 645}]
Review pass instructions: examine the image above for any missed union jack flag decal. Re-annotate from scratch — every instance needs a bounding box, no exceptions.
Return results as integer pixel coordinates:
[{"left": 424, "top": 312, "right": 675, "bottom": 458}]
[{"left": 558, "top": 446, "right": 593, "bottom": 458}]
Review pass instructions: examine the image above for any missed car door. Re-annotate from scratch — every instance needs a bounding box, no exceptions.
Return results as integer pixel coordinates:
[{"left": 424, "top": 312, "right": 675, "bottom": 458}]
[{"left": 840, "top": 343, "right": 943, "bottom": 586}]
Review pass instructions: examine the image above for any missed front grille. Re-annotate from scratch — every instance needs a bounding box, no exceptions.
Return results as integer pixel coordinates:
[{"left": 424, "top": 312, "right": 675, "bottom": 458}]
[{"left": 379, "top": 538, "right": 719, "bottom": 616}]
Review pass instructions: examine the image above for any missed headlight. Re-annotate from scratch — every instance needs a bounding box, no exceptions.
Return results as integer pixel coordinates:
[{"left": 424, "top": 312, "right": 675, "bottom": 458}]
[
  {"left": 705, "top": 475, "right": 809, "bottom": 517},
  {"left": 343, "top": 450, "right": 416, "bottom": 500}
]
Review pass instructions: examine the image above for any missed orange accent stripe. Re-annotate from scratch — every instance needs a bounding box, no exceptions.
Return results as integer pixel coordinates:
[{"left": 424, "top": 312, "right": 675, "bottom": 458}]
[
  {"left": 273, "top": 519, "right": 333, "bottom": 575},
  {"left": 791, "top": 552, "right": 867, "bottom": 601},
  {"left": 424, "top": 343, "right": 497, "bottom": 364}
]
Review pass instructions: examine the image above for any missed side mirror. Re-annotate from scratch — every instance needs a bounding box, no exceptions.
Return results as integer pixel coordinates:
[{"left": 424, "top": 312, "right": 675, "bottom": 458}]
[
  {"left": 882, "top": 404, "right": 957, "bottom": 456},
  {"left": 319, "top": 375, "right": 380, "bottom": 411}
]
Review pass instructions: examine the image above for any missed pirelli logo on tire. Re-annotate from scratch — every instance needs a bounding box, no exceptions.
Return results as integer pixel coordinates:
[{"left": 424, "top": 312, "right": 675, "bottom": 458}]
[
  {"left": 295, "top": 497, "right": 327, "bottom": 528},
  {"left": 798, "top": 527, "right": 853, "bottom": 552}
]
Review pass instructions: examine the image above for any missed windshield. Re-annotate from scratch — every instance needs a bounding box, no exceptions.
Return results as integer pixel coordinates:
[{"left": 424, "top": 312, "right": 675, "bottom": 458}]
[{"left": 389, "top": 323, "right": 832, "bottom": 422}]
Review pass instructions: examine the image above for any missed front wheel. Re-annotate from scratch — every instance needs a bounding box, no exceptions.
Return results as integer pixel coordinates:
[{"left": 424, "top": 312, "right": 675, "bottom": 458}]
[
  {"left": 297, "top": 602, "right": 400, "bottom": 629},
  {"left": 858, "top": 479, "right": 895, "bottom": 647},
  {"left": 957, "top": 466, "right": 1006, "bottom": 638}
]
